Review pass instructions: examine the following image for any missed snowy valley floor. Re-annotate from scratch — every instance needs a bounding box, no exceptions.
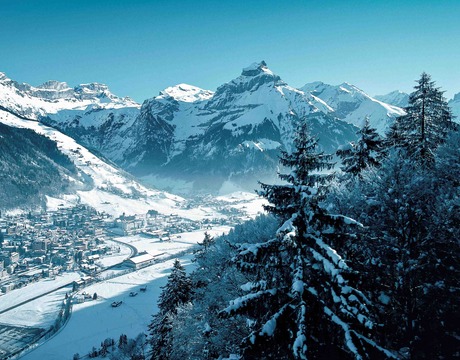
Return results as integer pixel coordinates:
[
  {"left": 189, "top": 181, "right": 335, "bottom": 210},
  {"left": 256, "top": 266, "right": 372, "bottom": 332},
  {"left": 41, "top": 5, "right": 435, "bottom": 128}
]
[
  {"left": 0, "top": 191, "right": 265, "bottom": 359},
  {"left": 20, "top": 225, "right": 231, "bottom": 360}
]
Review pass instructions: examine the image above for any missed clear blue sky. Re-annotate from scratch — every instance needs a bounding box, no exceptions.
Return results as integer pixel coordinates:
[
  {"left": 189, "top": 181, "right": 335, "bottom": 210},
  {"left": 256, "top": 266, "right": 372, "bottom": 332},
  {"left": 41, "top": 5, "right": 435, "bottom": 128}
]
[{"left": 1, "top": 0, "right": 459, "bottom": 102}]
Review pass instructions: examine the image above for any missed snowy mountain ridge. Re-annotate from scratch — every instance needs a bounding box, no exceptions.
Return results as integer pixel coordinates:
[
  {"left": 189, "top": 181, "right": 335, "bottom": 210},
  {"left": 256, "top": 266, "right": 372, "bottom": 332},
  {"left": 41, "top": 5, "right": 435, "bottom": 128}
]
[
  {"left": 0, "top": 71, "right": 139, "bottom": 121},
  {"left": 158, "top": 84, "right": 214, "bottom": 103},
  {"left": 300, "top": 81, "right": 406, "bottom": 134},
  {"left": 115, "top": 61, "right": 358, "bottom": 191},
  {"left": 374, "top": 90, "right": 410, "bottom": 108},
  {"left": 448, "top": 92, "right": 460, "bottom": 120},
  {"left": 4, "top": 62, "right": 458, "bottom": 193}
]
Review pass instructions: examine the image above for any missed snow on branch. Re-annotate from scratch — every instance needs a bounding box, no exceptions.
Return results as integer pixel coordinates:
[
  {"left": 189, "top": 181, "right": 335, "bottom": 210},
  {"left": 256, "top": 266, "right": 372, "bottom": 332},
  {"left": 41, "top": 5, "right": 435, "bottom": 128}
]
[
  {"left": 329, "top": 214, "right": 364, "bottom": 227},
  {"left": 293, "top": 302, "right": 308, "bottom": 360},
  {"left": 352, "top": 332, "right": 399, "bottom": 359},
  {"left": 258, "top": 303, "right": 290, "bottom": 338},
  {"left": 220, "top": 289, "right": 278, "bottom": 317},
  {"left": 324, "top": 306, "right": 363, "bottom": 360},
  {"left": 313, "top": 236, "right": 349, "bottom": 270},
  {"left": 310, "top": 247, "right": 343, "bottom": 280},
  {"left": 240, "top": 280, "right": 268, "bottom": 292},
  {"left": 291, "top": 254, "right": 305, "bottom": 297},
  {"left": 236, "top": 238, "right": 279, "bottom": 258}
]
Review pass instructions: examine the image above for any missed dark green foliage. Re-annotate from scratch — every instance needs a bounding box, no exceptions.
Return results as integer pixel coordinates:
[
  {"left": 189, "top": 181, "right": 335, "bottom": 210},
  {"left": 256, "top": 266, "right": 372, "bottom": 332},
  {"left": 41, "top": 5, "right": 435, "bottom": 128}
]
[
  {"left": 389, "top": 72, "right": 456, "bottom": 166},
  {"left": 157, "top": 260, "right": 192, "bottom": 315},
  {"left": 329, "top": 144, "right": 459, "bottom": 358},
  {"left": 0, "top": 122, "right": 76, "bottom": 209},
  {"left": 193, "top": 231, "right": 214, "bottom": 261},
  {"left": 149, "top": 260, "right": 192, "bottom": 360},
  {"left": 337, "top": 117, "right": 383, "bottom": 177}
]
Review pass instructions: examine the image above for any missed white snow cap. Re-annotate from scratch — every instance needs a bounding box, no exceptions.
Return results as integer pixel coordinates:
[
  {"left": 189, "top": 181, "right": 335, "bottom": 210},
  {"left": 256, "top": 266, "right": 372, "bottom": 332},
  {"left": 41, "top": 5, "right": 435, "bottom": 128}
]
[
  {"left": 242, "top": 61, "right": 274, "bottom": 76},
  {"left": 158, "top": 83, "right": 214, "bottom": 102},
  {"left": 38, "top": 80, "right": 71, "bottom": 91}
]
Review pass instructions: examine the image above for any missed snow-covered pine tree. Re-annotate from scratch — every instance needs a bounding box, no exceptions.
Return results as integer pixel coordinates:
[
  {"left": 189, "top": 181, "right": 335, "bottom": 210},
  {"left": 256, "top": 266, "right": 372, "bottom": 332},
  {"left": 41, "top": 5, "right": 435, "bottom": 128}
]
[
  {"left": 157, "top": 259, "right": 192, "bottom": 314},
  {"left": 337, "top": 117, "right": 383, "bottom": 177},
  {"left": 330, "top": 144, "right": 460, "bottom": 359},
  {"left": 391, "top": 72, "right": 456, "bottom": 165},
  {"left": 193, "top": 232, "right": 215, "bottom": 261},
  {"left": 220, "top": 121, "right": 394, "bottom": 359},
  {"left": 149, "top": 312, "right": 173, "bottom": 360},
  {"left": 148, "top": 260, "right": 192, "bottom": 360}
]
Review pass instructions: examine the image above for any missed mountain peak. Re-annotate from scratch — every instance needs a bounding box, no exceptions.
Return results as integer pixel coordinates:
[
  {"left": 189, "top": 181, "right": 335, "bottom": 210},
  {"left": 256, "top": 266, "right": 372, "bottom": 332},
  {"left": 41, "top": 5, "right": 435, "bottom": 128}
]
[
  {"left": 75, "top": 82, "right": 110, "bottom": 93},
  {"left": 241, "top": 61, "right": 273, "bottom": 77},
  {"left": 158, "top": 83, "right": 214, "bottom": 103},
  {"left": 374, "top": 90, "right": 409, "bottom": 108},
  {"left": 38, "top": 80, "right": 70, "bottom": 91}
]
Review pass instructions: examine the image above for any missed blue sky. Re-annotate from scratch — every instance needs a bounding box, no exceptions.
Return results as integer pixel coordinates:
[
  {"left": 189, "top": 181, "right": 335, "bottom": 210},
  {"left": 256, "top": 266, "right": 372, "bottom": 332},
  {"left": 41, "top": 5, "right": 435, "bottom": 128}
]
[{"left": 1, "top": 0, "right": 459, "bottom": 102}]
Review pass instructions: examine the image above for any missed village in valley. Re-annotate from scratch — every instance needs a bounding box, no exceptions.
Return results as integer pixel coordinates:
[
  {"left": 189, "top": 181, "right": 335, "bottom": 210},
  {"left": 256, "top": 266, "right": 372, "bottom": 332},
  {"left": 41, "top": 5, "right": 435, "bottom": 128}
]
[{"left": 0, "top": 192, "right": 264, "bottom": 359}]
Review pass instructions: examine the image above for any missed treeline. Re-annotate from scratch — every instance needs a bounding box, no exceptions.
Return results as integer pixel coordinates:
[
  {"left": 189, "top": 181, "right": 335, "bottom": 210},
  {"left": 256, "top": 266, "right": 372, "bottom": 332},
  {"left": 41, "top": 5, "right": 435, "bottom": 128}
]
[{"left": 0, "top": 122, "right": 76, "bottom": 209}]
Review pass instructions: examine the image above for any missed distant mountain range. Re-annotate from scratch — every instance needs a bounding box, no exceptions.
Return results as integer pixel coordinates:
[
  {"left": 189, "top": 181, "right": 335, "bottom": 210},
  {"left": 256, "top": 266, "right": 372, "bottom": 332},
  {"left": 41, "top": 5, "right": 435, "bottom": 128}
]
[{"left": 1, "top": 62, "right": 459, "bottom": 199}]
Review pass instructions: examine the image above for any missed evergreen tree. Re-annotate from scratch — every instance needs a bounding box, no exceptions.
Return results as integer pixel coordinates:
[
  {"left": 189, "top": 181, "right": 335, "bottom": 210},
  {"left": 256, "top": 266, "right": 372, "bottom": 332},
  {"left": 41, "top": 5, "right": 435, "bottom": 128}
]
[
  {"left": 220, "top": 121, "right": 393, "bottom": 359},
  {"left": 337, "top": 117, "right": 383, "bottom": 177},
  {"left": 193, "top": 232, "right": 215, "bottom": 261},
  {"left": 149, "top": 313, "right": 174, "bottom": 360},
  {"left": 157, "top": 259, "right": 192, "bottom": 314},
  {"left": 149, "top": 260, "right": 192, "bottom": 360},
  {"left": 390, "top": 72, "right": 455, "bottom": 165},
  {"left": 329, "top": 147, "right": 460, "bottom": 359}
]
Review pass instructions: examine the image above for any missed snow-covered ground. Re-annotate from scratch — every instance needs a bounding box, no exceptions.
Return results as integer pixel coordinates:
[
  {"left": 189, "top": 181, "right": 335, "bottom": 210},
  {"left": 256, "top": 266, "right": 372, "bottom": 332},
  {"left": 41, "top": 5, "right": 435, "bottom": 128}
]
[
  {"left": 113, "top": 225, "right": 232, "bottom": 258},
  {"left": 18, "top": 226, "right": 232, "bottom": 359},
  {"left": 21, "top": 255, "right": 195, "bottom": 360},
  {"left": 216, "top": 191, "right": 267, "bottom": 218},
  {"left": 96, "top": 240, "right": 132, "bottom": 268},
  {"left": 0, "top": 285, "right": 72, "bottom": 328},
  {"left": 0, "top": 272, "right": 80, "bottom": 314}
]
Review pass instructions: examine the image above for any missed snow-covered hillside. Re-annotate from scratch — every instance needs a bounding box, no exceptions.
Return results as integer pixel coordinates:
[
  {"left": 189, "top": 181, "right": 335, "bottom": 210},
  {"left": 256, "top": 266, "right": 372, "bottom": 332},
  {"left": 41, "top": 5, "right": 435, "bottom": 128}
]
[
  {"left": 0, "top": 109, "right": 196, "bottom": 218},
  {"left": 300, "top": 81, "right": 406, "bottom": 134}
]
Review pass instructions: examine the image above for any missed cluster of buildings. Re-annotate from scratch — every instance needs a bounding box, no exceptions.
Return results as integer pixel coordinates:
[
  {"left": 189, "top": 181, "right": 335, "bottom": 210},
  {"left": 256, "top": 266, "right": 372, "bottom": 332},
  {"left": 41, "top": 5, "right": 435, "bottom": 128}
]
[
  {"left": 0, "top": 205, "right": 112, "bottom": 293},
  {"left": 0, "top": 195, "right": 251, "bottom": 294},
  {"left": 112, "top": 211, "right": 202, "bottom": 236}
]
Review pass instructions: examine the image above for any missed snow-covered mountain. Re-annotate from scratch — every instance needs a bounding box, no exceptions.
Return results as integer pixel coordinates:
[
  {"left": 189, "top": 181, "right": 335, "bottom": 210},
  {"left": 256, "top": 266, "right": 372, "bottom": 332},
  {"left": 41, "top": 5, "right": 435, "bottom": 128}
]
[
  {"left": 374, "top": 90, "right": 410, "bottom": 108},
  {"left": 39, "top": 62, "right": 359, "bottom": 192},
  {"left": 300, "top": 81, "right": 406, "bottom": 134},
  {"left": 0, "top": 107, "right": 196, "bottom": 217},
  {"left": 2, "top": 63, "right": 429, "bottom": 194},
  {"left": 0, "top": 72, "right": 139, "bottom": 120},
  {"left": 121, "top": 62, "right": 358, "bottom": 191}
]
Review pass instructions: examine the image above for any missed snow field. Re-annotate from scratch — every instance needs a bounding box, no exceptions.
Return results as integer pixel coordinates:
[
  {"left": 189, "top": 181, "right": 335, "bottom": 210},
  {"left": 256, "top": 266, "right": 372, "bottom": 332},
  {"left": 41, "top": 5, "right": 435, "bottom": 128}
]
[
  {"left": 21, "top": 256, "right": 195, "bottom": 360},
  {"left": 0, "top": 272, "right": 80, "bottom": 314},
  {"left": 20, "top": 226, "right": 233, "bottom": 359},
  {"left": 0, "top": 286, "right": 72, "bottom": 328}
]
